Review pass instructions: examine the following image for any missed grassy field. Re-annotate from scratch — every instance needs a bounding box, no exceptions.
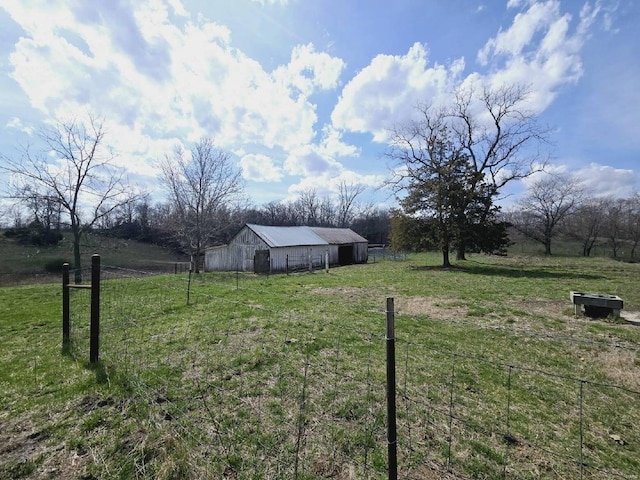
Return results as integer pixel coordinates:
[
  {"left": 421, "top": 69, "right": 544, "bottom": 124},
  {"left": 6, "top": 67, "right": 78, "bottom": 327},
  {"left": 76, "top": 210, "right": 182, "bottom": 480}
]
[
  {"left": 0, "top": 231, "right": 188, "bottom": 285},
  {"left": 1, "top": 252, "right": 639, "bottom": 479}
]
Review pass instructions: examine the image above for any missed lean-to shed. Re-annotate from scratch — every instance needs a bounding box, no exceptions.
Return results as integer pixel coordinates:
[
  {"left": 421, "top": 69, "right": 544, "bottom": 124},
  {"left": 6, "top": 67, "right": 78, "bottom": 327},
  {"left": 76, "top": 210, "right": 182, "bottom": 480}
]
[{"left": 204, "top": 224, "right": 368, "bottom": 273}]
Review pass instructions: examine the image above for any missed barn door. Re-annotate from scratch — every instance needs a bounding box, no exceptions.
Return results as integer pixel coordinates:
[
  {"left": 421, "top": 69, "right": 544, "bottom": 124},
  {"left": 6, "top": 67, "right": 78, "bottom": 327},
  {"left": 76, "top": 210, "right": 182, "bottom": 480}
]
[{"left": 254, "top": 250, "right": 270, "bottom": 274}]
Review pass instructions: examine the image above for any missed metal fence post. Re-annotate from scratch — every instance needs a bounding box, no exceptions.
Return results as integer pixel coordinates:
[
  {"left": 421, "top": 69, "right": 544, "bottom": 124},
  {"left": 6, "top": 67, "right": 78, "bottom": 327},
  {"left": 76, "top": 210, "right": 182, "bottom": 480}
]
[
  {"left": 386, "top": 297, "right": 398, "bottom": 480},
  {"left": 62, "top": 262, "right": 70, "bottom": 350},
  {"left": 89, "top": 254, "right": 101, "bottom": 364}
]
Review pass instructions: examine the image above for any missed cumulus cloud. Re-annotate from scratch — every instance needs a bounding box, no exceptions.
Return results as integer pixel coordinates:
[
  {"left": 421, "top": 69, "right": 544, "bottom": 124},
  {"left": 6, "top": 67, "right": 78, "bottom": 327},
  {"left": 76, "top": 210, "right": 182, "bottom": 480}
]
[
  {"left": 332, "top": 1, "right": 602, "bottom": 143},
  {"left": 479, "top": 0, "right": 600, "bottom": 113},
  {"left": 572, "top": 163, "right": 637, "bottom": 198},
  {"left": 286, "top": 169, "right": 384, "bottom": 201},
  {"left": 1, "top": 0, "right": 345, "bottom": 183},
  {"left": 331, "top": 42, "right": 465, "bottom": 142},
  {"left": 273, "top": 43, "right": 345, "bottom": 98},
  {"left": 240, "top": 153, "right": 284, "bottom": 182},
  {"left": 515, "top": 162, "right": 637, "bottom": 203}
]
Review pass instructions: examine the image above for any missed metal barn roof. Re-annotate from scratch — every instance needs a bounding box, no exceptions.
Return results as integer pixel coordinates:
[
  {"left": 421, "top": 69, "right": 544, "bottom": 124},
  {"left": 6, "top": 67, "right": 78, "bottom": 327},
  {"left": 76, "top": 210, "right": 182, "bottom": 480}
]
[
  {"left": 246, "top": 224, "right": 327, "bottom": 248},
  {"left": 245, "top": 224, "right": 367, "bottom": 248},
  {"left": 310, "top": 227, "right": 368, "bottom": 245}
]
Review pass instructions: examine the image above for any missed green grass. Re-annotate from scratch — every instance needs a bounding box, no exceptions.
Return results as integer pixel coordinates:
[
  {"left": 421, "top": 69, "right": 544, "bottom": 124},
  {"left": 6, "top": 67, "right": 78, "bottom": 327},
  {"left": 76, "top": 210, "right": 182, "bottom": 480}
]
[
  {"left": 1, "top": 252, "right": 640, "bottom": 479},
  {"left": 0, "top": 231, "right": 187, "bottom": 285}
]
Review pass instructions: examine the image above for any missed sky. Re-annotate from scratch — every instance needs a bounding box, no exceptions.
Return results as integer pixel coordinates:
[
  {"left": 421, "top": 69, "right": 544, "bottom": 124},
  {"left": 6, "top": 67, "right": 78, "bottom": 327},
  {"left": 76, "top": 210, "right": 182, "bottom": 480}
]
[{"left": 0, "top": 0, "right": 638, "bottom": 212}]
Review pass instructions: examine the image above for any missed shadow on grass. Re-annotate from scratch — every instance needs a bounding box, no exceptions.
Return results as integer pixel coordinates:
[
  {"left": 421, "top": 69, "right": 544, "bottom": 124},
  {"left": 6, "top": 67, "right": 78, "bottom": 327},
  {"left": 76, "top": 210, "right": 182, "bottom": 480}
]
[
  {"left": 61, "top": 345, "right": 110, "bottom": 384},
  {"left": 410, "top": 261, "right": 604, "bottom": 280},
  {"left": 86, "top": 361, "right": 110, "bottom": 385}
]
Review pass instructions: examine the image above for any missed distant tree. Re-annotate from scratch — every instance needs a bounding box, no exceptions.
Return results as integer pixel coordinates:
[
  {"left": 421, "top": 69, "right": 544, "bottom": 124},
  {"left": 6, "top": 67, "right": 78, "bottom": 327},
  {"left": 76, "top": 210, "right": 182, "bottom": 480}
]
[
  {"left": 623, "top": 194, "right": 640, "bottom": 259},
  {"left": 602, "top": 197, "right": 626, "bottom": 258},
  {"left": 351, "top": 207, "right": 390, "bottom": 245},
  {"left": 294, "top": 189, "right": 322, "bottom": 226},
  {"left": 1, "top": 115, "right": 138, "bottom": 283},
  {"left": 337, "top": 181, "right": 366, "bottom": 227},
  {"left": 387, "top": 84, "right": 548, "bottom": 265},
  {"left": 510, "top": 173, "right": 583, "bottom": 255},
  {"left": 160, "top": 138, "right": 243, "bottom": 273},
  {"left": 563, "top": 197, "right": 607, "bottom": 257}
]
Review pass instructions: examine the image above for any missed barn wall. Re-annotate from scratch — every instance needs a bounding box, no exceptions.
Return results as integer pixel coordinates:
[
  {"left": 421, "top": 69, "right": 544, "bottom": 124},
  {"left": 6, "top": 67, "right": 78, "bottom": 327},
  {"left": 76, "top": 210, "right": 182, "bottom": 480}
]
[
  {"left": 205, "top": 225, "right": 369, "bottom": 272},
  {"left": 205, "top": 226, "right": 268, "bottom": 272},
  {"left": 354, "top": 242, "right": 369, "bottom": 263}
]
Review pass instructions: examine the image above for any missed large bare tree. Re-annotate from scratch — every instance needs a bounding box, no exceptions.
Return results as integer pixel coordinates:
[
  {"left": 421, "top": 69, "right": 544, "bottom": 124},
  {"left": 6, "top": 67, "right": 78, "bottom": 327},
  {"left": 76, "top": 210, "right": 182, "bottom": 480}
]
[
  {"left": 387, "top": 83, "right": 547, "bottom": 265},
  {"left": 160, "top": 138, "right": 243, "bottom": 273},
  {"left": 1, "top": 115, "right": 137, "bottom": 283}
]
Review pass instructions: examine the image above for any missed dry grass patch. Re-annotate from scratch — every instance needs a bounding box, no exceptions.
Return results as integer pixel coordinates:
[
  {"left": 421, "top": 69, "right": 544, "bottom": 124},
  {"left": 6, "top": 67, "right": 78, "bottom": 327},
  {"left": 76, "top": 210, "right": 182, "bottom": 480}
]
[{"left": 594, "top": 349, "right": 640, "bottom": 391}]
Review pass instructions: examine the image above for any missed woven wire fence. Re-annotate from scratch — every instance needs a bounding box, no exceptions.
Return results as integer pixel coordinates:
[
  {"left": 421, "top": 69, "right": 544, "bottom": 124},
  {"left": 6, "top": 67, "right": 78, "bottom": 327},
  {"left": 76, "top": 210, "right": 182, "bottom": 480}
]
[
  {"left": 67, "top": 265, "right": 640, "bottom": 479},
  {"left": 394, "top": 328, "right": 640, "bottom": 479},
  {"left": 70, "top": 265, "right": 389, "bottom": 478}
]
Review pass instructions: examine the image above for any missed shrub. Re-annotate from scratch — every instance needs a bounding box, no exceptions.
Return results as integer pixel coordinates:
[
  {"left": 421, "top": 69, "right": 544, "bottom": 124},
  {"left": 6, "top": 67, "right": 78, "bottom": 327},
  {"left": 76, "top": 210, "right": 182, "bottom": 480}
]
[{"left": 44, "top": 258, "right": 69, "bottom": 274}]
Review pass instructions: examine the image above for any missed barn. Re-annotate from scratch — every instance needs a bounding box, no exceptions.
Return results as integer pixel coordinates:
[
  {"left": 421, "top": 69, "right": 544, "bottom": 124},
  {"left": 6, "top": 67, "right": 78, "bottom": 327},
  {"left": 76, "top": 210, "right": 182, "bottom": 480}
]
[{"left": 204, "top": 224, "right": 368, "bottom": 273}]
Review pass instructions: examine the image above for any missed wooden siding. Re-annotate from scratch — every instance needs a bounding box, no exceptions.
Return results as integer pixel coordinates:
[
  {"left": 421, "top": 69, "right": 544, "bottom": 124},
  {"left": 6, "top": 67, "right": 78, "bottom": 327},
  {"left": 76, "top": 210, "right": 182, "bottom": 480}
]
[{"left": 205, "top": 224, "right": 368, "bottom": 272}]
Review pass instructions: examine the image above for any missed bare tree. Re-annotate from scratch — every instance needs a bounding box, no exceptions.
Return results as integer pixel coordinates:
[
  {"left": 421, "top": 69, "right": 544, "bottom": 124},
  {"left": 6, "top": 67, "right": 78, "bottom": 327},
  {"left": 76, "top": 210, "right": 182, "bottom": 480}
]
[
  {"left": 160, "top": 138, "right": 243, "bottom": 273},
  {"left": 1, "top": 115, "right": 137, "bottom": 283},
  {"left": 337, "top": 181, "right": 365, "bottom": 227},
  {"left": 295, "top": 189, "right": 321, "bottom": 226},
  {"left": 563, "top": 197, "right": 607, "bottom": 257},
  {"left": 625, "top": 194, "right": 640, "bottom": 259},
  {"left": 511, "top": 172, "right": 583, "bottom": 255},
  {"left": 602, "top": 197, "right": 627, "bottom": 258}
]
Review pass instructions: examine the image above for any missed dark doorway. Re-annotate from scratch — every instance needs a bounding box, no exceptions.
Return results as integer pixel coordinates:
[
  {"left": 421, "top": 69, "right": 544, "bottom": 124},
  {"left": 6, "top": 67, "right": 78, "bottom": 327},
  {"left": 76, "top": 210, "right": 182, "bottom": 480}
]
[
  {"left": 254, "top": 250, "right": 270, "bottom": 274},
  {"left": 338, "top": 245, "right": 354, "bottom": 265}
]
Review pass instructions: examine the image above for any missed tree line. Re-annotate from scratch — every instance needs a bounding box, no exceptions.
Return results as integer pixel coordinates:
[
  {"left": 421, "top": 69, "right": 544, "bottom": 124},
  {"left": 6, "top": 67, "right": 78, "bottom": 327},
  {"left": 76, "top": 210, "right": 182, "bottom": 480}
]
[
  {"left": 3, "top": 82, "right": 634, "bottom": 277},
  {"left": 506, "top": 172, "right": 640, "bottom": 259},
  {"left": 0, "top": 119, "right": 390, "bottom": 279}
]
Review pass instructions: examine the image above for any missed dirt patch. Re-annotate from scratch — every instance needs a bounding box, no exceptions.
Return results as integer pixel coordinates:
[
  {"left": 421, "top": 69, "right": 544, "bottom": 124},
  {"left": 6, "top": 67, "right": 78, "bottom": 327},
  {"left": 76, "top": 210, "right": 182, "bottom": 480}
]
[
  {"left": 594, "top": 349, "right": 640, "bottom": 391},
  {"left": 0, "top": 394, "right": 128, "bottom": 479},
  {"left": 395, "top": 296, "right": 468, "bottom": 320},
  {"left": 0, "top": 414, "right": 91, "bottom": 480}
]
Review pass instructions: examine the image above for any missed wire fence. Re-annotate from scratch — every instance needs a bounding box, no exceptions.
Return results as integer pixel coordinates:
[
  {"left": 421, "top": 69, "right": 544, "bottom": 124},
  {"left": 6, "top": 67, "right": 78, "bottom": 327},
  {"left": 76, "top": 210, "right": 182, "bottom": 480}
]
[{"left": 66, "top": 261, "right": 640, "bottom": 479}]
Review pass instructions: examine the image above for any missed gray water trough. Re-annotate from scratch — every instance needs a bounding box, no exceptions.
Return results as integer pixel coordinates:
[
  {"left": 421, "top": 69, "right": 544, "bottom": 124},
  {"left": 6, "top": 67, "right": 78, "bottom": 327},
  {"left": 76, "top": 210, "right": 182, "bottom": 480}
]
[{"left": 570, "top": 291, "right": 624, "bottom": 318}]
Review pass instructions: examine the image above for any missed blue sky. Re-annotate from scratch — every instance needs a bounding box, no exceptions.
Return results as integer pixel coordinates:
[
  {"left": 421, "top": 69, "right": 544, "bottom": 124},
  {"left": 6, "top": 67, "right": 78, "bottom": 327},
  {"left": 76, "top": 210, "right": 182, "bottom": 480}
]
[{"left": 0, "top": 0, "right": 638, "bottom": 211}]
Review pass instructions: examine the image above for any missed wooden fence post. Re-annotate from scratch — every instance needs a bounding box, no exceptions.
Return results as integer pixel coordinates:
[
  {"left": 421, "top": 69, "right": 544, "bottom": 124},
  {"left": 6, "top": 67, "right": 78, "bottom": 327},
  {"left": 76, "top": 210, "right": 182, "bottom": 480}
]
[
  {"left": 89, "top": 254, "right": 101, "bottom": 364},
  {"left": 62, "top": 263, "right": 70, "bottom": 350},
  {"left": 386, "top": 297, "right": 398, "bottom": 480}
]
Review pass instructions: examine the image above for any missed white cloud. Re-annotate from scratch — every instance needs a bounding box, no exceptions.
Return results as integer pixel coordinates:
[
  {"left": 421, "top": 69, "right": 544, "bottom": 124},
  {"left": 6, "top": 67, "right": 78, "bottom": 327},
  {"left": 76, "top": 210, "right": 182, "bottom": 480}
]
[
  {"left": 284, "top": 144, "right": 340, "bottom": 177},
  {"left": 516, "top": 162, "right": 637, "bottom": 202},
  {"left": 573, "top": 163, "right": 637, "bottom": 198},
  {"left": 1, "top": 0, "right": 345, "bottom": 184},
  {"left": 6, "top": 117, "right": 34, "bottom": 135},
  {"left": 479, "top": 0, "right": 600, "bottom": 114},
  {"left": 273, "top": 43, "right": 345, "bottom": 98},
  {"left": 240, "top": 153, "right": 284, "bottom": 182},
  {"left": 331, "top": 42, "right": 464, "bottom": 142},
  {"left": 332, "top": 1, "right": 603, "bottom": 144},
  {"left": 286, "top": 169, "right": 383, "bottom": 201}
]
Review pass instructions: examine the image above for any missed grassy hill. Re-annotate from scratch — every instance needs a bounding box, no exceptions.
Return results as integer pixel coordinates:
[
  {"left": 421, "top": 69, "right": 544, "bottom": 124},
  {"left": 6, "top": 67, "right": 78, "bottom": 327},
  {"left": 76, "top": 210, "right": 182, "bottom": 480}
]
[
  {"left": 0, "top": 231, "right": 188, "bottom": 286},
  {"left": 1, "top": 251, "right": 640, "bottom": 478}
]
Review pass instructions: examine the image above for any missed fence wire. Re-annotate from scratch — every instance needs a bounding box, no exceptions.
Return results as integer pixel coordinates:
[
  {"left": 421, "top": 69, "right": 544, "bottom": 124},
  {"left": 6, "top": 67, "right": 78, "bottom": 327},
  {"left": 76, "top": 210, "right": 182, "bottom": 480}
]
[{"left": 66, "top": 265, "right": 640, "bottom": 479}]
